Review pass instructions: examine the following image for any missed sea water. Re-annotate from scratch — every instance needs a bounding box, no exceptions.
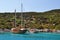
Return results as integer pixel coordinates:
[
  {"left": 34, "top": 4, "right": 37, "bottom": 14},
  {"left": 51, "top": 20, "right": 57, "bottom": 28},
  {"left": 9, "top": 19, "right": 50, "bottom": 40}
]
[{"left": 0, "top": 32, "right": 60, "bottom": 40}]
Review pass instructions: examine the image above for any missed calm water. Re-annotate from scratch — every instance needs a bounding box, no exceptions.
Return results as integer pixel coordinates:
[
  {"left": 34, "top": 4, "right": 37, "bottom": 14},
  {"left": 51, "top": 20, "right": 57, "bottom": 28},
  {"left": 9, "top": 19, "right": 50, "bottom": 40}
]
[{"left": 0, "top": 32, "right": 60, "bottom": 40}]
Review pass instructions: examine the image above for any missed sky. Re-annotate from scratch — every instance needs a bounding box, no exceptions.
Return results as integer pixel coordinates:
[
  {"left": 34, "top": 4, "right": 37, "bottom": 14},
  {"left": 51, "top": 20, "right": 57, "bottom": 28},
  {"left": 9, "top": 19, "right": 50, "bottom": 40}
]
[{"left": 0, "top": 0, "right": 60, "bottom": 12}]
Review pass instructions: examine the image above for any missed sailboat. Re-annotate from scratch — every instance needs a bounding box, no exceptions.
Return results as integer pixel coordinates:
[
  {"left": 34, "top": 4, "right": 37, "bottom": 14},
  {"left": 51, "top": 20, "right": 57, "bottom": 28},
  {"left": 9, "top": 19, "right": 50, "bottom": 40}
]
[{"left": 11, "top": 3, "right": 27, "bottom": 34}]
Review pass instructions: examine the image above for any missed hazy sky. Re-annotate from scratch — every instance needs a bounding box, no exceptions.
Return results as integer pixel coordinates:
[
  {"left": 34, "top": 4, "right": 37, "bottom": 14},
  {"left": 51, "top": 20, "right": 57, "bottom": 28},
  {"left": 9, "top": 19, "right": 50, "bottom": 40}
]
[{"left": 0, "top": 0, "right": 60, "bottom": 12}]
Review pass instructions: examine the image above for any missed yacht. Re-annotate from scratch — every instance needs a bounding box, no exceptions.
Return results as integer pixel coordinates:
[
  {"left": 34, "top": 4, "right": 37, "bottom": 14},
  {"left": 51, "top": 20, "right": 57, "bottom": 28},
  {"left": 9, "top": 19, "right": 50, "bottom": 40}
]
[{"left": 11, "top": 3, "right": 27, "bottom": 34}]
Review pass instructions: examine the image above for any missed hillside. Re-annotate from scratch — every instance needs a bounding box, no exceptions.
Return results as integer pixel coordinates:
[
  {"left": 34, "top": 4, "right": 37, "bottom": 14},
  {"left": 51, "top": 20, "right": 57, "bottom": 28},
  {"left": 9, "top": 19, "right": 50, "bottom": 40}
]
[{"left": 0, "top": 9, "right": 60, "bottom": 30}]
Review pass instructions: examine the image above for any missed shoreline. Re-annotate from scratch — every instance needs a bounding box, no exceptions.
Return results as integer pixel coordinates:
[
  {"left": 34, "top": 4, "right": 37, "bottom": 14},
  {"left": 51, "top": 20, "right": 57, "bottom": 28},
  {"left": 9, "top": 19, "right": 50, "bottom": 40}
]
[{"left": 0, "top": 28, "right": 60, "bottom": 33}]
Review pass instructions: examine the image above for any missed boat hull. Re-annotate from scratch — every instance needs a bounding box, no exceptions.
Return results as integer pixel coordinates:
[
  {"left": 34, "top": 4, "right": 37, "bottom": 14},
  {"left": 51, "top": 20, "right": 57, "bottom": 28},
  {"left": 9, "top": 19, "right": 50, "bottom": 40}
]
[{"left": 11, "top": 28, "right": 27, "bottom": 34}]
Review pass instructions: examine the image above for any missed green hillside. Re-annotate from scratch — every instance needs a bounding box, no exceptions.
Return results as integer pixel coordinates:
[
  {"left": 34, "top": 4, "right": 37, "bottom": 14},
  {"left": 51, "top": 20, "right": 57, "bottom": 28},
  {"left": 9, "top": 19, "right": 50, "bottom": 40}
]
[{"left": 0, "top": 9, "right": 60, "bottom": 30}]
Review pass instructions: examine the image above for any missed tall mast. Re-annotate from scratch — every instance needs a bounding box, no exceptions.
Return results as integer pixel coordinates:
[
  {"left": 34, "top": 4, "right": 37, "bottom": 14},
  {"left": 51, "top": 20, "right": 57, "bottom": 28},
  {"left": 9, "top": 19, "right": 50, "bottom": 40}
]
[
  {"left": 14, "top": 9, "right": 16, "bottom": 27},
  {"left": 21, "top": 2, "right": 23, "bottom": 27}
]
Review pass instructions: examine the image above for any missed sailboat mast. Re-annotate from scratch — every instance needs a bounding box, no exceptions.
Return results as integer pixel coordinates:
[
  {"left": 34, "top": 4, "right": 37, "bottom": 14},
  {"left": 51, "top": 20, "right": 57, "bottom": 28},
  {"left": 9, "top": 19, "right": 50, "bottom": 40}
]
[
  {"left": 14, "top": 9, "right": 16, "bottom": 27},
  {"left": 21, "top": 3, "right": 23, "bottom": 27}
]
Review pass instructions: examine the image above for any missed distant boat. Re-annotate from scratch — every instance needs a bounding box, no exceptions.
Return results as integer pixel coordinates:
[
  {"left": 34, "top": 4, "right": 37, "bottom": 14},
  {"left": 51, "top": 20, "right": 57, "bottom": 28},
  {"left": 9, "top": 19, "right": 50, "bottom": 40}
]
[
  {"left": 28, "top": 28, "right": 38, "bottom": 33},
  {"left": 11, "top": 2, "right": 27, "bottom": 34}
]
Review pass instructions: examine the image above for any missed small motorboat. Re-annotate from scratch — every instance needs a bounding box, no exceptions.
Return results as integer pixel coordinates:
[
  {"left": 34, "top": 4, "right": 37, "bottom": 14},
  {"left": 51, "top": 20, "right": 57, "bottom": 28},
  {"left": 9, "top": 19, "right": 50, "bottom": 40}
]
[{"left": 28, "top": 29, "right": 38, "bottom": 33}]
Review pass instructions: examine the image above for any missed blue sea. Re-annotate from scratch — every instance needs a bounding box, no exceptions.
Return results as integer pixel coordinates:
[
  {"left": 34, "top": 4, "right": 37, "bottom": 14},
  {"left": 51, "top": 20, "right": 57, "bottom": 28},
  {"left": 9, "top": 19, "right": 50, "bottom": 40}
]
[{"left": 0, "top": 32, "right": 60, "bottom": 40}]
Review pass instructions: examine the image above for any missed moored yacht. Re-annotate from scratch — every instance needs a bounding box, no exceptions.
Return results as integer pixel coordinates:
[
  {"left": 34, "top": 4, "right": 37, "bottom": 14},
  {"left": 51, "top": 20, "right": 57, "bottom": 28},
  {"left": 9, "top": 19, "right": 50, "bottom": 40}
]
[
  {"left": 11, "top": 2, "right": 27, "bottom": 34},
  {"left": 11, "top": 27, "right": 27, "bottom": 34}
]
